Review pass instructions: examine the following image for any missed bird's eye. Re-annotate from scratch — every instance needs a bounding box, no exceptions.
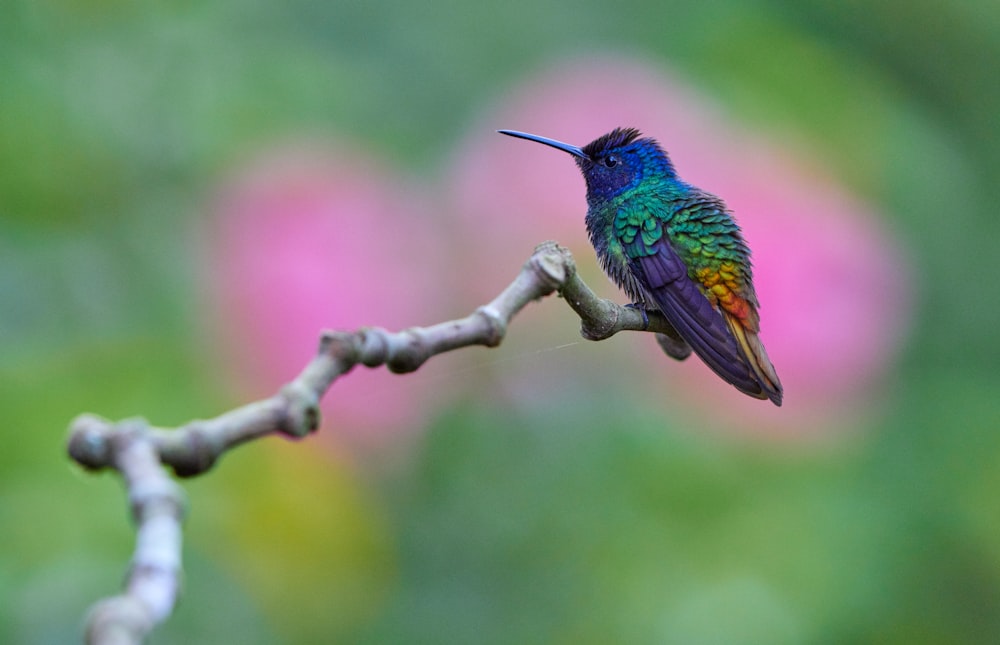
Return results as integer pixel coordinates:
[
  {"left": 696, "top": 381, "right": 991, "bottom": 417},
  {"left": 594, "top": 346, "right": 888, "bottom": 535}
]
[{"left": 604, "top": 155, "right": 618, "bottom": 168}]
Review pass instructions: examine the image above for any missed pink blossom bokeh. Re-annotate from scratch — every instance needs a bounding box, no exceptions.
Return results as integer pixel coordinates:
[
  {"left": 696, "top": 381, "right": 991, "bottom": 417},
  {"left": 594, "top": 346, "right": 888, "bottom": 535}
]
[
  {"left": 447, "top": 56, "right": 913, "bottom": 435},
  {"left": 206, "top": 141, "right": 451, "bottom": 449}
]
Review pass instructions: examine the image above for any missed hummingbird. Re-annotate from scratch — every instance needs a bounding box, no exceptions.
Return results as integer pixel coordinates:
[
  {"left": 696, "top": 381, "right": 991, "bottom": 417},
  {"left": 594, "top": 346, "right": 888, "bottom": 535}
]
[{"left": 498, "top": 127, "right": 783, "bottom": 405}]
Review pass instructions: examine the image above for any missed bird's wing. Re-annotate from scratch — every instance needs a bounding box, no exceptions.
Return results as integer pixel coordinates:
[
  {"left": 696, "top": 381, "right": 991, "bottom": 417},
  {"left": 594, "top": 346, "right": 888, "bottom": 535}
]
[{"left": 627, "top": 237, "right": 769, "bottom": 400}]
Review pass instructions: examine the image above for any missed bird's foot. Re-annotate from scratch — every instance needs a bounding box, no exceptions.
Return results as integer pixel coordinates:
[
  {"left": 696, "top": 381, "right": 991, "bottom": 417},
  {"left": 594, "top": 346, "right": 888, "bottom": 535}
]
[{"left": 624, "top": 302, "right": 650, "bottom": 330}]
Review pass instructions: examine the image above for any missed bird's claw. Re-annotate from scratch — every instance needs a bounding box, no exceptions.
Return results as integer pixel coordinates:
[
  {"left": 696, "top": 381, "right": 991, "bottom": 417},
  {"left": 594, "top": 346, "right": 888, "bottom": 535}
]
[{"left": 625, "top": 302, "right": 650, "bottom": 330}]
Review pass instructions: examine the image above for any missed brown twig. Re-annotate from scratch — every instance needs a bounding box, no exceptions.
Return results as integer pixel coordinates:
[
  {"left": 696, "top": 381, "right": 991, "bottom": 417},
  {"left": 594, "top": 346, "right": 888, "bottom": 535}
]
[{"left": 66, "top": 241, "right": 678, "bottom": 644}]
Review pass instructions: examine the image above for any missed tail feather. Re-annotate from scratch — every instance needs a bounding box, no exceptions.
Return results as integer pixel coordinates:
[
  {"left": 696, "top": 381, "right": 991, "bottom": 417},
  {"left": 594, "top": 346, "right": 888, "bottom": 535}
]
[{"left": 723, "top": 313, "right": 783, "bottom": 406}]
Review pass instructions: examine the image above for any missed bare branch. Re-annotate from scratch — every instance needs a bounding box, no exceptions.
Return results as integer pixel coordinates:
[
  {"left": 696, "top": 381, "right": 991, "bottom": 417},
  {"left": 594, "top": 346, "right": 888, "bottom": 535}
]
[
  {"left": 76, "top": 421, "right": 185, "bottom": 645},
  {"left": 66, "top": 241, "right": 676, "bottom": 644}
]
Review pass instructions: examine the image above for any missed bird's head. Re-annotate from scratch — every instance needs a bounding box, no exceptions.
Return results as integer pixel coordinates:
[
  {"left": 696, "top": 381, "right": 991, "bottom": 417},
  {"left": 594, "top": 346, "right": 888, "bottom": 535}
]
[{"left": 498, "top": 127, "right": 675, "bottom": 208}]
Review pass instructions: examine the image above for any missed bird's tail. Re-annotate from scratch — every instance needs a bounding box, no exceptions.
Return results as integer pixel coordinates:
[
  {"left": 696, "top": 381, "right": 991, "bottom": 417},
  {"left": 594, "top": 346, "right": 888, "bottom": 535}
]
[{"left": 723, "top": 313, "right": 783, "bottom": 406}]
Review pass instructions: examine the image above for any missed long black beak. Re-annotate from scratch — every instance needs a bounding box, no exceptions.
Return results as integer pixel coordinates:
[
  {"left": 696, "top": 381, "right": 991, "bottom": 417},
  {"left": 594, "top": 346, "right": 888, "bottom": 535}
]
[{"left": 497, "top": 130, "right": 588, "bottom": 159}]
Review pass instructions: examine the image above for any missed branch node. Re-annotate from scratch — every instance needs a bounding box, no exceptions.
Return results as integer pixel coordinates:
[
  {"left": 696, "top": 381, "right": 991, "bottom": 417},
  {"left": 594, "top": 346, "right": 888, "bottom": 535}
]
[
  {"left": 319, "top": 330, "right": 360, "bottom": 372},
  {"left": 278, "top": 383, "right": 321, "bottom": 438},
  {"left": 167, "top": 424, "right": 220, "bottom": 478},
  {"left": 128, "top": 478, "right": 188, "bottom": 525},
  {"left": 474, "top": 306, "right": 507, "bottom": 347},
  {"left": 580, "top": 301, "right": 621, "bottom": 341},
  {"left": 386, "top": 330, "right": 431, "bottom": 373},
  {"left": 355, "top": 327, "right": 389, "bottom": 367}
]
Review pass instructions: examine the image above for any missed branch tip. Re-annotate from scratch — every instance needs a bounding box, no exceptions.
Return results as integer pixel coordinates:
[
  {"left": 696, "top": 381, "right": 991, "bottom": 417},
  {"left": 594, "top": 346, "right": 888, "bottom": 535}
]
[
  {"left": 529, "top": 244, "right": 570, "bottom": 289},
  {"left": 67, "top": 415, "right": 115, "bottom": 471}
]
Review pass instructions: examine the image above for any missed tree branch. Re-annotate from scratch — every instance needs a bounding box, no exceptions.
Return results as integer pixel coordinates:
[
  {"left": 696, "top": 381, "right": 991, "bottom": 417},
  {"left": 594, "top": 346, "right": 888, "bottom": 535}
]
[{"left": 66, "top": 241, "right": 678, "bottom": 644}]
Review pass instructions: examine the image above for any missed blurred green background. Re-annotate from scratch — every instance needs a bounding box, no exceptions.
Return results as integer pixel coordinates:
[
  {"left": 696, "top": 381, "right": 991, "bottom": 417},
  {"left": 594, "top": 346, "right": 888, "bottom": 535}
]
[{"left": 2, "top": 1, "right": 999, "bottom": 643}]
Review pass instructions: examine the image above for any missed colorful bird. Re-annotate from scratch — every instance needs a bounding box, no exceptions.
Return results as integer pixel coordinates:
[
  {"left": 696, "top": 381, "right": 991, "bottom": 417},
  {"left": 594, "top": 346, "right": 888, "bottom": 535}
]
[{"left": 499, "top": 127, "right": 783, "bottom": 405}]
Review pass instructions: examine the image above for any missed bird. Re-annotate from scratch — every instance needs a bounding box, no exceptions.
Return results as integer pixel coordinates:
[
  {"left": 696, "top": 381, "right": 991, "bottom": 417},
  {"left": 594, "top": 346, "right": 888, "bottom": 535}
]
[{"left": 498, "top": 127, "right": 783, "bottom": 406}]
